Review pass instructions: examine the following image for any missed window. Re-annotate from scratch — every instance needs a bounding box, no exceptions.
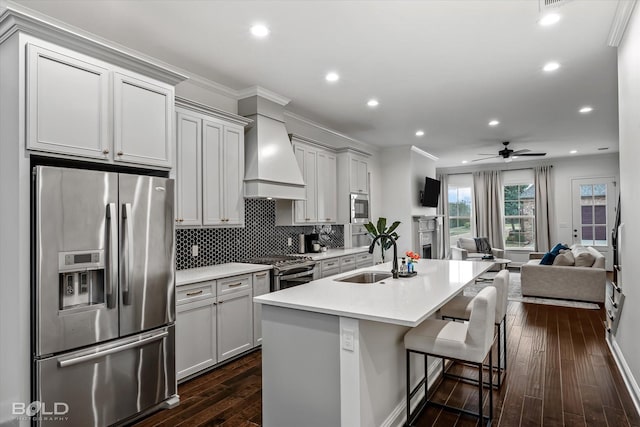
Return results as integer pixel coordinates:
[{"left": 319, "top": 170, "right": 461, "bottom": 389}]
[
  {"left": 448, "top": 186, "right": 472, "bottom": 247},
  {"left": 579, "top": 183, "right": 608, "bottom": 246},
  {"left": 504, "top": 184, "right": 535, "bottom": 249}
]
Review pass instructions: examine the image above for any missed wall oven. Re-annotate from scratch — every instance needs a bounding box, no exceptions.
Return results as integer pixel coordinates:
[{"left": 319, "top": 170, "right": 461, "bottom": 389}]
[{"left": 350, "top": 193, "right": 370, "bottom": 224}]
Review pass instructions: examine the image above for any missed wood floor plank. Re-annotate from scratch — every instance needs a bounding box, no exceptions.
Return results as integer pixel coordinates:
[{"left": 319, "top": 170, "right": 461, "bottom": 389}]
[{"left": 132, "top": 302, "right": 640, "bottom": 427}]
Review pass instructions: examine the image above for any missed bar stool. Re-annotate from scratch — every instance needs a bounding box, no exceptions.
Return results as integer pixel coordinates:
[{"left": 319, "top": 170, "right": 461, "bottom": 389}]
[
  {"left": 439, "top": 269, "right": 509, "bottom": 388},
  {"left": 404, "top": 287, "right": 496, "bottom": 426}
]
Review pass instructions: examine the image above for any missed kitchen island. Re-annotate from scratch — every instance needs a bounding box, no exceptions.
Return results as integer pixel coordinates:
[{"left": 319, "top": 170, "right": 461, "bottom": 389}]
[{"left": 254, "top": 259, "right": 492, "bottom": 427}]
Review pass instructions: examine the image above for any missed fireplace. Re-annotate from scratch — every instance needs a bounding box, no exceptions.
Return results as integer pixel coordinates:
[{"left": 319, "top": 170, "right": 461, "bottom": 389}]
[{"left": 421, "top": 243, "right": 433, "bottom": 259}]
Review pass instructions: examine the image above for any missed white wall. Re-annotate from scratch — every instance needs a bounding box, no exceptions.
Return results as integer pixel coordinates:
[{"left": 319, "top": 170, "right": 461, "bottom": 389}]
[{"left": 613, "top": 2, "right": 640, "bottom": 411}]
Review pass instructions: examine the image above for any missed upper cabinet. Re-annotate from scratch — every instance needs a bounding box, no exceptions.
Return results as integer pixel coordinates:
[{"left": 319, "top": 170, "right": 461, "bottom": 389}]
[
  {"left": 175, "top": 98, "right": 251, "bottom": 227},
  {"left": 336, "top": 148, "right": 372, "bottom": 223},
  {"left": 26, "top": 40, "right": 175, "bottom": 169},
  {"left": 276, "top": 135, "right": 337, "bottom": 225},
  {"left": 349, "top": 155, "right": 370, "bottom": 194}
]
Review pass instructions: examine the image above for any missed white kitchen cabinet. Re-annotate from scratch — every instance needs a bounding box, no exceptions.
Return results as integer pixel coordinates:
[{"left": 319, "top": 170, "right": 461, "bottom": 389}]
[
  {"left": 321, "top": 259, "right": 341, "bottom": 278},
  {"left": 175, "top": 99, "right": 250, "bottom": 227},
  {"left": 27, "top": 43, "right": 110, "bottom": 160},
  {"left": 252, "top": 271, "right": 270, "bottom": 346},
  {"left": 340, "top": 255, "right": 357, "bottom": 273},
  {"left": 175, "top": 112, "right": 202, "bottom": 226},
  {"left": 276, "top": 134, "right": 337, "bottom": 225},
  {"left": 355, "top": 252, "right": 374, "bottom": 269},
  {"left": 317, "top": 151, "right": 337, "bottom": 223},
  {"left": 217, "top": 286, "right": 254, "bottom": 362},
  {"left": 176, "top": 281, "right": 217, "bottom": 381},
  {"left": 113, "top": 71, "right": 173, "bottom": 168},
  {"left": 26, "top": 40, "right": 174, "bottom": 169},
  {"left": 350, "top": 156, "right": 369, "bottom": 194}
]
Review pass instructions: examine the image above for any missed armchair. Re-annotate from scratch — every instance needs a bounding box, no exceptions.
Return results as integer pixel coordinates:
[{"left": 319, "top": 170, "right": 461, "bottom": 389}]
[{"left": 451, "top": 237, "right": 505, "bottom": 261}]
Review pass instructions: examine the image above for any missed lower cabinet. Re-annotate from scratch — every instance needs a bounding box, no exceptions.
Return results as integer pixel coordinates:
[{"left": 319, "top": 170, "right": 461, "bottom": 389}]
[
  {"left": 321, "top": 259, "right": 341, "bottom": 278},
  {"left": 176, "top": 298, "right": 217, "bottom": 380},
  {"left": 176, "top": 270, "right": 271, "bottom": 381},
  {"left": 253, "top": 271, "right": 270, "bottom": 346},
  {"left": 217, "top": 287, "right": 253, "bottom": 362},
  {"left": 340, "top": 255, "right": 356, "bottom": 273}
]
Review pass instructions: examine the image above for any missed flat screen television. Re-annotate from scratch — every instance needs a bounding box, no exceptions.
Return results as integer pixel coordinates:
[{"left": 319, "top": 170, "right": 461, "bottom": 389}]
[{"left": 421, "top": 177, "right": 441, "bottom": 207}]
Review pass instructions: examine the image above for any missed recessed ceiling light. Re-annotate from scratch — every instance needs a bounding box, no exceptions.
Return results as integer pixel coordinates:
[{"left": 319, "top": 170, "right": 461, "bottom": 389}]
[
  {"left": 415, "top": 130, "right": 425, "bottom": 137},
  {"left": 543, "top": 62, "right": 561, "bottom": 72},
  {"left": 461, "top": 160, "right": 468, "bottom": 164},
  {"left": 570, "top": 150, "right": 577, "bottom": 154},
  {"left": 367, "top": 99, "right": 379, "bottom": 107},
  {"left": 538, "top": 13, "right": 561, "bottom": 26},
  {"left": 325, "top": 72, "right": 339, "bottom": 82},
  {"left": 579, "top": 106, "right": 593, "bottom": 114},
  {"left": 250, "top": 24, "right": 270, "bottom": 38},
  {"left": 488, "top": 120, "right": 500, "bottom": 127},
  {"left": 512, "top": 156, "right": 519, "bottom": 159}
]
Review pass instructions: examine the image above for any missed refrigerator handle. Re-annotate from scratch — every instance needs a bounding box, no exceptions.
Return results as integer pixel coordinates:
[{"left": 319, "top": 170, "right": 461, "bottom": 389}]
[
  {"left": 106, "top": 203, "right": 118, "bottom": 309},
  {"left": 57, "top": 330, "right": 168, "bottom": 368},
  {"left": 122, "top": 203, "right": 134, "bottom": 306}
]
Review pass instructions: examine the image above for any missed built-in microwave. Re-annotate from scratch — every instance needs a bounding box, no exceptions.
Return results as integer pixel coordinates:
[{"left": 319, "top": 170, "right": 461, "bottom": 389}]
[{"left": 350, "top": 193, "right": 370, "bottom": 224}]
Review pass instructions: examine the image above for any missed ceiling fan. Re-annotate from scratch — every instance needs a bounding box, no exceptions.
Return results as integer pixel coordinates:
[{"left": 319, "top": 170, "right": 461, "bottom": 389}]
[{"left": 473, "top": 141, "right": 546, "bottom": 162}]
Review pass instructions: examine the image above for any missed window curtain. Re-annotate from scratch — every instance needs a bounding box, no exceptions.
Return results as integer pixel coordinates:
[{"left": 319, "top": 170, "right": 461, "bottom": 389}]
[
  {"left": 437, "top": 173, "right": 450, "bottom": 259},
  {"left": 534, "top": 165, "right": 553, "bottom": 252},
  {"left": 473, "top": 170, "right": 505, "bottom": 249}
]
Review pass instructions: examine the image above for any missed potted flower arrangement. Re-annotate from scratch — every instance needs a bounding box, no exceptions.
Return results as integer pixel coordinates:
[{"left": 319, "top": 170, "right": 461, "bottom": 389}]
[{"left": 405, "top": 251, "right": 420, "bottom": 273}]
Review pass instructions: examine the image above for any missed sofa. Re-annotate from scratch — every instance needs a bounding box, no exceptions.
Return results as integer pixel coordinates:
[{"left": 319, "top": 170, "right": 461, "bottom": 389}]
[{"left": 520, "top": 245, "right": 606, "bottom": 303}]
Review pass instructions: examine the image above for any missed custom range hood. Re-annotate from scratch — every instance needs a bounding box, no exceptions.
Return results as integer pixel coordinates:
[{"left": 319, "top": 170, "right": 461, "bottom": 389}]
[{"left": 239, "top": 89, "right": 305, "bottom": 200}]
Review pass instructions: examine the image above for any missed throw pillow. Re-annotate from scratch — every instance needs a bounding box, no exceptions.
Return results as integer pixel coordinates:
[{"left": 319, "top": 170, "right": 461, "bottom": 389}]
[
  {"left": 540, "top": 252, "right": 556, "bottom": 265},
  {"left": 572, "top": 246, "right": 596, "bottom": 267},
  {"left": 550, "top": 243, "right": 569, "bottom": 256},
  {"left": 553, "top": 250, "right": 575, "bottom": 266},
  {"left": 458, "top": 238, "right": 477, "bottom": 252}
]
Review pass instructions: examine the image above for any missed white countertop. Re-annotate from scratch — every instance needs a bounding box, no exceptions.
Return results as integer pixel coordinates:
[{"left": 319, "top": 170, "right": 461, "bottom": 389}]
[
  {"left": 295, "top": 247, "right": 370, "bottom": 260},
  {"left": 254, "top": 259, "right": 492, "bottom": 327},
  {"left": 176, "top": 263, "right": 272, "bottom": 286}
]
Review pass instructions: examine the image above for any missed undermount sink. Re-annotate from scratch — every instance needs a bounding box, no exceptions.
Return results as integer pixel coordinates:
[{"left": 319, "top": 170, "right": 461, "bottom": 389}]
[{"left": 336, "top": 271, "right": 393, "bottom": 284}]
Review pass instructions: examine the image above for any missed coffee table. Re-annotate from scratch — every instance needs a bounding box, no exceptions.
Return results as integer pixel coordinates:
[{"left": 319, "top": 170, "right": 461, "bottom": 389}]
[{"left": 475, "top": 257, "right": 511, "bottom": 282}]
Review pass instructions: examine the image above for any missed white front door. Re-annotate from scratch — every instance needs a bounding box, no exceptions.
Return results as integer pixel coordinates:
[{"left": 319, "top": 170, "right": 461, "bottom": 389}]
[{"left": 571, "top": 177, "right": 616, "bottom": 270}]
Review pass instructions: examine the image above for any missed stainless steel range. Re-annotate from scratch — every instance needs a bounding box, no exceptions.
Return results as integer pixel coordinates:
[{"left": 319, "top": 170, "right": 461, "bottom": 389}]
[{"left": 246, "top": 255, "right": 317, "bottom": 291}]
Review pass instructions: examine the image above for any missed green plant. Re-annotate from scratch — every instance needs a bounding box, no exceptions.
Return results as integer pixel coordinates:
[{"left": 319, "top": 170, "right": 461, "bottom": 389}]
[{"left": 364, "top": 217, "right": 401, "bottom": 263}]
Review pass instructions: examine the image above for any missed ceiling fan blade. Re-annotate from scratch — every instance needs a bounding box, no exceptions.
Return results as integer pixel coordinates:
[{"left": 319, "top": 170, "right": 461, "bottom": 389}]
[
  {"left": 511, "top": 149, "right": 531, "bottom": 155},
  {"left": 518, "top": 153, "right": 546, "bottom": 156},
  {"left": 472, "top": 156, "right": 499, "bottom": 162},
  {"left": 477, "top": 153, "right": 496, "bottom": 156}
]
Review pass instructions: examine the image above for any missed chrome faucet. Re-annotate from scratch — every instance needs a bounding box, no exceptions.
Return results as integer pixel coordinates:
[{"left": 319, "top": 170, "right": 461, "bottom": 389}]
[{"left": 368, "top": 233, "right": 399, "bottom": 279}]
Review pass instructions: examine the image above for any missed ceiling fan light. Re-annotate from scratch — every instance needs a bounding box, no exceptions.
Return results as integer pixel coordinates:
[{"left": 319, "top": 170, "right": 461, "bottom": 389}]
[{"left": 504, "top": 157, "right": 513, "bottom": 163}]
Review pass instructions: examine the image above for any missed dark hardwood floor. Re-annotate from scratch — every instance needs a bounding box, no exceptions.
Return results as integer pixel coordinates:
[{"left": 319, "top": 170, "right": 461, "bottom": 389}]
[{"left": 133, "top": 302, "right": 640, "bottom": 427}]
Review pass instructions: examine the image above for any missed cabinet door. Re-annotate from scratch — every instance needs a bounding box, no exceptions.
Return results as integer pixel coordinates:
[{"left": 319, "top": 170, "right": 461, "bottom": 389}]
[
  {"left": 293, "top": 145, "right": 306, "bottom": 223},
  {"left": 252, "top": 271, "right": 270, "bottom": 347},
  {"left": 317, "top": 152, "right": 337, "bottom": 223},
  {"left": 357, "top": 159, "right": 369, "bottom": 194},
  {"left": 202, "top": 119, "right": 224, "bottom": 225},
  {"left": 350, "top": 158, "right": 360, "bottom": 193},
  {"left": 321, "top": 259, "right": 341, "bottom": 278},
  {"left": 340, "top": 255, "right": 357, "bottom": 273},
  {"left": 223, "top": 125, "right": 244, "bottom": 226},
  {"left": 217, "top": 288, "right": 254, "bottom": 362},
  {"left": 176, "top": 298, "right": 217, "bottom": 380},
  {"left": 113, "top": 72, "right": 173, "bottom": 168},
  {"left": 27, "top": 43, "right": 110, "bottom": 159},
  {"left": 175, "top": 112, "right": 202, "bottom": 226},
  {"left": 304, "top": 148, "right": 318, "bottom": 222}
]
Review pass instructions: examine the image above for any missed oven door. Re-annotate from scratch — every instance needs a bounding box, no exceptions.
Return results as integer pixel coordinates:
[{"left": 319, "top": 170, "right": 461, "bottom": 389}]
[{"left": 275, "top": 267, "right": 317, "bottom": 291}]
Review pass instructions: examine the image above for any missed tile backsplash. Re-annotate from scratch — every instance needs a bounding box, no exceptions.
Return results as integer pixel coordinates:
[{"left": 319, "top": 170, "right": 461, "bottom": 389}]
[{"left": 176, "top": 199, "right": 344, "bottom": 270}]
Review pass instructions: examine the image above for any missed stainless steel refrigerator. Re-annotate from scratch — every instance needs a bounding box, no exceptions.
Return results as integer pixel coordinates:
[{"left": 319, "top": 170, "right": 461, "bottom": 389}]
[{"left": 32, "top": 166, "right": 177, "bottom": 426}]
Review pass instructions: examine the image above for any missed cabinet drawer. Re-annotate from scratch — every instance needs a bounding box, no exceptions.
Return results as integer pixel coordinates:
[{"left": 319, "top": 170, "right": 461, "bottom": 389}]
[
  {"left": 177, "top": 281, "right": 215, "bottom": 305},
  {"left": 321, "top": 259, "right": 340, "bottom": 270},
  {"left": 217, "top": 275, "right": 252, "bottom": 296},
  {"left": 356, "top": 253, "right": 374, "bottom": 268},
  {"left": 340, "top": 255, "right": 356, "bottom": 272},
  {"left": 322, "top": 268, "right": 341, "bottom": 279}
]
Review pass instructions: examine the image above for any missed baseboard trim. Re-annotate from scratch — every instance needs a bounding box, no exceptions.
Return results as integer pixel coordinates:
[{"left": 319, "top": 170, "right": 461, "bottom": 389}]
[
  {"left": 606, "top": 334, "right": 640, "bottom": 416},
  {"left": 380, "top": 358, "right": 443, "bottom": 427}
]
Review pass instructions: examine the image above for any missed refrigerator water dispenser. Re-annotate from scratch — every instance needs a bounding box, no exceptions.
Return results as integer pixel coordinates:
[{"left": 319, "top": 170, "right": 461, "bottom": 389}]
[{"left": 58, "top": 250, "right": 105, "bottom": 310}]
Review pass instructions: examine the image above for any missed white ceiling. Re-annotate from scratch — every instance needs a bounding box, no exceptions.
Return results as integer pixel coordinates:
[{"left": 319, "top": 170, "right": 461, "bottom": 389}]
[{"left": 13, "top": 0, "right": 620, "bottom": 167}]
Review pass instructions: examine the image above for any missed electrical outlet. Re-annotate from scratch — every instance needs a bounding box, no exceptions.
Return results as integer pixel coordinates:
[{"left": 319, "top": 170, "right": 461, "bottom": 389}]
[
  {"left": 287, "top": 237, "right": 292, "bottom": 246},
  {"left": 341, "top": 328, "right": 354, "bottom": 352},
  {"left": 192, "top": 245, "right": 199, "bottom": 257}
]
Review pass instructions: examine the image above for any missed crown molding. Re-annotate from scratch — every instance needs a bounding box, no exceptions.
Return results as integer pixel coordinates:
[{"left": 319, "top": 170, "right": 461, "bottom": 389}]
[
  {"left": 410, "top": 145, "right": 439, "bottom": 161},
  {"left": 608, "top": 0, "right": 638, "bottom": 47},
  {"left": 0, "top": 4, "right": 187, "bottom": 85},
  {"left": 283, "top": 110, "right": 375, "bottom": 151},
  {"left": 175, "top": 96, "right": 252, "bottom": 127},
  {"left": 237, "top": 85, "right": 291, "bottom": 106}
]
